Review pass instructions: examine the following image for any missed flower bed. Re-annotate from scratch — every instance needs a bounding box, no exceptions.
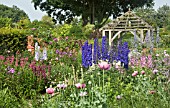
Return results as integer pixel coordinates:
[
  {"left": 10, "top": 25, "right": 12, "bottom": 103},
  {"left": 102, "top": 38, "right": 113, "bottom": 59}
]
[{"left": 0, "top": 36, "right": 170, "bottom": 108}]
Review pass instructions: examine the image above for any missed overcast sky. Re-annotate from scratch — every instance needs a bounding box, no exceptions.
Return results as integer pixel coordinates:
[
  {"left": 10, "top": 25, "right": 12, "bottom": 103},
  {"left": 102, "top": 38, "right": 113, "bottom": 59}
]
[{"left": 0, "top": 0, "right": 170, "bottom": 21}]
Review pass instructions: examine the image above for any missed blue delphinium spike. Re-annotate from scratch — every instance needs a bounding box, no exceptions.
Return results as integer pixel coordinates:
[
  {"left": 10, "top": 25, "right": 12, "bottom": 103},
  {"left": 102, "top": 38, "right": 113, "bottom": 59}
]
[{"left": 93, "top": 38, "right": 98, "bottom": 64}]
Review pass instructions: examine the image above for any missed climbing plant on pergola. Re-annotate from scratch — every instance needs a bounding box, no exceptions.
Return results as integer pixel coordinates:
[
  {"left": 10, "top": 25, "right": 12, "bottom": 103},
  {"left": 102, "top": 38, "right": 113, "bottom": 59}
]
[{"left": 99, "top": 10, "right": 157, "bottom": 48}]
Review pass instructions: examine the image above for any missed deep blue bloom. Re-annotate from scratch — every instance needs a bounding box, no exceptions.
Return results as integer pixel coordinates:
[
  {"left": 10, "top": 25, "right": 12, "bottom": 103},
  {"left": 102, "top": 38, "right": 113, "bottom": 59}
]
[
  {"left": 93, "top": 38, "right": 98, "bottom": 64},
  {"left": 101, "top": 36, "right": 108, "bottom": 60},
  {"left": 82, "top": 41, "right": 92, "bottom": 68}
]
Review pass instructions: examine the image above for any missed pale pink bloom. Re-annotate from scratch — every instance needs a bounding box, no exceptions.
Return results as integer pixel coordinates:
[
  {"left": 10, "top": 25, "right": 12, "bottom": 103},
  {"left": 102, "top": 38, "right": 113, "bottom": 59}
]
[
  {"left": 132, "top": 71, "right": 138, "bottom": 77},
  {"left": 116, "top": 95, "right": 122, "bottom": 100},
  {"left": 98, "top": 61, "right": 111, "bottom": 70},
  {"left": 149, "top": 90, "right": 156, "bottom": 94},
  {"left": 156, "top": 54, "right": 159, "bottom": 57},
  {"left": 65, "top": 36, "right": 69, "bottom": 40},
  {"left": 46, "top": 88, "right": 55, "bottom": 94},
  {"left": 141, "top": 70, "right": 145, "bottom": 75},
  {"left": 147, "top": 55, "right": 153, "bottom": 68},
  {"left": 165, "top": 54, "right": 169, "bottom": 57},
  {"left": 164, "top": 50, "right": 167, "bottom": 54},
  {"left": 79, "top": 91, "right": 87, "bottom": 96},
  {"left": 57, "top": 83, "right": 67, "bottom": 89},
  {"left": 75, "top": 83, "right": 86, "bottom": 89},
  {"left": 56, "top": 57, "right": 59, "bottom": 61},
  {"left": 153, "top": 69, "right": 158, "bottom": 74},
  {"left": 140, "top": 56, "right": 147, "bottom": 67},
  {"left": 130, "top": 57, "right": 136, "bottom": 66},
  {"left": 115, "top": 65, "right": 119, "bottom": 69}
]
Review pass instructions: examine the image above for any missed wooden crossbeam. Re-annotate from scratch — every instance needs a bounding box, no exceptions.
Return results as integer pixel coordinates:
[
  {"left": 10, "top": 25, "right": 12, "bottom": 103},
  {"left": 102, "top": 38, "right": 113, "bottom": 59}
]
[{"left": 111, "top": 31, "right": 122, "bottom": 42}]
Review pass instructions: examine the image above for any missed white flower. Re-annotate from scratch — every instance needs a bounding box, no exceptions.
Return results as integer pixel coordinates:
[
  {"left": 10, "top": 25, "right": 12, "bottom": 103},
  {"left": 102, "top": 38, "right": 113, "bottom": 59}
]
[
  {"left": 42, "top": 47, "right": 47, "bottom": 60},
  {"left": 79, "top": 91, "right": 87, "bottom": 96}
]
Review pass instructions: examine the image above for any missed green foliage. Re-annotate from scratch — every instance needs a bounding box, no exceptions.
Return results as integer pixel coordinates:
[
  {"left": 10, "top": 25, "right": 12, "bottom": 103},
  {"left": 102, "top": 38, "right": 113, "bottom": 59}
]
[
  {"left": 69, "top": 25, "right": 83, "bottom": 38},
  {"left": 135, "top": 5, "right": 170, "bottom": 28},
  {"left": 0, "top": 27, "right": 28, "bottom": 54},
  {"left": 0, "top": 17, "right": 12, "bottom": 28},
  {"left": 41, "top": 15, "right": 55, "bottom": 27},
  {"left": 134, "top": 7, "right": 157, "bottom": 27},
  {"left": 0, "top": 4, "right": 29, "bottom": 23},
  {"left": 157, "top": 5, "right": 170, "bottom": 28},
  {"left": 57, "top": 24, "right": 72, "bottom": 36},
  {"left": 0, "top": 64, "right": 45, "bottom": 100},
  {"left": 0, "top": 88, "right": 20, "bottom": 108},
  {"left": 82, "top": 23, "right": 95, "bottom": 38},
  {"left": 160, "top": 35, "right": 170, "bottom": 48}
]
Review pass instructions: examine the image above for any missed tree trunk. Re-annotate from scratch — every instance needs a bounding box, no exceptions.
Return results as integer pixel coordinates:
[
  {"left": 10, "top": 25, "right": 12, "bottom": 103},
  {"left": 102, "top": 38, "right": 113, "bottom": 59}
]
[
  {"left": 90, "top": 1, "right": 95, "bottom": 24},
  {"left": 82, "top": 14, "right": 88, "bottom": 26}
]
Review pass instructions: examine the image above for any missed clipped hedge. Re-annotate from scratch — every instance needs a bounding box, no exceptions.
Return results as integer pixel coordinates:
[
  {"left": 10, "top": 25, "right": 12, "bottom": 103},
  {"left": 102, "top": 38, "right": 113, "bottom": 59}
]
[{"left": 0, "top": 27, "right": 29, "bottom": 54}]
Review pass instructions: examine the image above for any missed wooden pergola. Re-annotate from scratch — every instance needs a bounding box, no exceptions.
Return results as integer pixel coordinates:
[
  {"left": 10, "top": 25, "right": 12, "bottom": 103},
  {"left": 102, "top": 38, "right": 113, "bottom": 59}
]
[{"left": 99, "top": 10, "right": 154, "bottom": 46}]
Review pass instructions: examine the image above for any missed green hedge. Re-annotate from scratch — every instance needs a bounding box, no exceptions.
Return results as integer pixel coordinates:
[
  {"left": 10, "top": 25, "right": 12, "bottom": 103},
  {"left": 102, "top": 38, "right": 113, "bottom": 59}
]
[{"left": 0, "top": 27, "right": 29, "bottom": 54}]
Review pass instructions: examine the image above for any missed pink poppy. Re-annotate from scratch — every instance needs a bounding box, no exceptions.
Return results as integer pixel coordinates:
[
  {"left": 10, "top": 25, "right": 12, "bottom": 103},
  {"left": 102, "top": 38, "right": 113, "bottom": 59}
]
[
  {"left": 46, "top": 88, "right": 55, "bottom": 94},
  {"left": 141, "top": 70, "right": 145, "bottom": 75},
  {"left": 132, "top": 71, "right": 138, "bottom": 77},
  {"left": 75, "top": 83, "right": 86, "bottom": 89},
  {"left": 98, "top": 61, "right": 111, "bottom": 70}
]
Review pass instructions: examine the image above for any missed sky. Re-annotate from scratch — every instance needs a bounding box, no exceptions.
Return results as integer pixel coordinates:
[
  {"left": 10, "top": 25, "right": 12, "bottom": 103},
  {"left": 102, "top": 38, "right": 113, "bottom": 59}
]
[{"left": 0, "top": 0, "right": 170, "bottom": 21}]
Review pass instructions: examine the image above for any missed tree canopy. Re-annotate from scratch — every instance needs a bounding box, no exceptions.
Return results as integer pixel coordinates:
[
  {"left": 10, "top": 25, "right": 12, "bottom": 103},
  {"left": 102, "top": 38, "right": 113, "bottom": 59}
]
[
  {"left": 135, "top": 5, "right": 170, "bottom": 28},
  {"left": 0, "top": 4, "right": 29, "bottom": 23},
  {"left": 32, "top": 0, "right": 154, "bottom": 28}
]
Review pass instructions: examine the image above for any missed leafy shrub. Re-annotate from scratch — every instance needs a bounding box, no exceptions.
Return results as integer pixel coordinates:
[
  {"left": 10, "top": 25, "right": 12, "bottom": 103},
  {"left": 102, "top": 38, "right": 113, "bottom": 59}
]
[
  {"left": 0, "top": 58, "right": 46, "bottom": 101},
  {"left": 82, "top": 23, "right": 95, "bottom": 38},
  {"left": 69, "top": 25, "right": 83, "bottom": 38},
  {"left": 0, "top": 17, "right": 12, "bottom": 28},
  {"left": 57, "top": 24, "right": 72, "bottom": 36},
  {"left": 0, "top": 27, "right": 29, "bottom": 54},
  {"left": 160, "top": 35, "right": 170, "bottom": 48}
]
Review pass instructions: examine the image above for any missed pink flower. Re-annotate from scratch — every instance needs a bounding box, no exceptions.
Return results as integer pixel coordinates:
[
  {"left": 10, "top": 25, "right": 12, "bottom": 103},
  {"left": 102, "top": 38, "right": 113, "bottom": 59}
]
[
  {"left": 156, "top": 54, "right": 159, "bottom": 57},
  {"left": 31, "top": 28, "right": 36, "bottom": 31},
  {"left": 165, "top": 54, "right": 169, "bottom": 57},
  {"left": 46, "top": 88, "right": 55, "bottom": 94},
  {"left": 116, "top": 95, "right": 122, "bottom": 100},
  {"left": 147, "top": 55, "right": 153, "bottom": 68},
  {"left": 65, "top": 36, "right": 69, "bottom": 40},
  {"left": 8, "top": 68, "right": 15, "bottom": 74},
  {"left": 132, "top": 71, "right": 138, "bottom": 77},
  {"left": 79, "top": 91, "right": 87, "bottom": 96},
  {"left": 149, "top": 90, "right": 156, "bottom": 94},
  {"left": 53, "top": 38, "right": 58, "bottom": 42},
  {"left": 153, "top": 69, "right": 158, "bottom": 74},
  {"left": 75, "top": 83, "right": 86, "bottom": 89},
  {"left": 141, "top": 70, "right": 145, "bottom": 75},
  {"left": 98, "top": 61, "right": 111, "bottom": 70},
  {"left": 140, "top": 56, "right": 147, "bottom": 67},
  {"left": 49, "top": 41, "right": 52, "bottom": 45},
  {"left": 57, "top": 83, "right": 67, "bottom": 89}
]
